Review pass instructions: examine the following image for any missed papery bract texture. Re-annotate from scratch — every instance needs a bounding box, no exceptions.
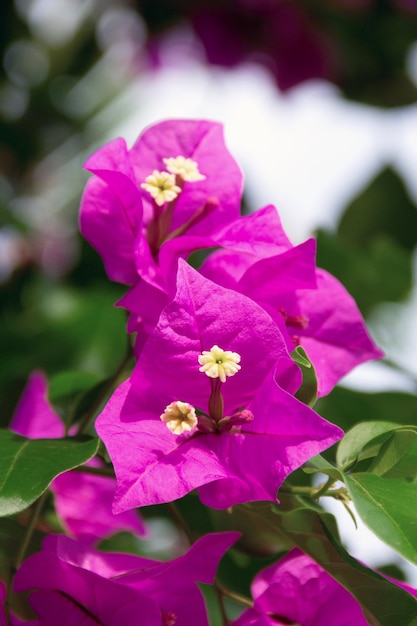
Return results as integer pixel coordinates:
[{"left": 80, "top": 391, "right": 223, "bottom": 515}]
[
  {"left": 14, "top": 532, "right": 239, "bottom": 626},
  {"left": 10, "top": 371, "right": 145, "bottom": 544},
  {"left": 96, "top": 261, "right": 343, "bottom": 512},
  {"left": 79, "top": 119, "right": 243, "bottom": 286}
]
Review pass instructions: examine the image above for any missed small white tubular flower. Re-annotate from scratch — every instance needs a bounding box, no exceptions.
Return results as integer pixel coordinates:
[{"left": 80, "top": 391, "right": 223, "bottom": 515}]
[
  {"left": 163, "top": 156, "right": 206, "bottom": 182},
  {"left": 141, "top": 170, "right": 182, "bottom": 206},
  {"left": 198, "top": 345, "right": 241, "bottom": 383},
  {"left": 160, "top": 401, "right": 198, "bottom": 435}
]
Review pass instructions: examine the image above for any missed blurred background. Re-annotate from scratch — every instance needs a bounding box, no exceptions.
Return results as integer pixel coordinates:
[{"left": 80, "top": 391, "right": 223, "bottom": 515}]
[{"left": 1, "top": 0, "right": 417, "bottom": 586}]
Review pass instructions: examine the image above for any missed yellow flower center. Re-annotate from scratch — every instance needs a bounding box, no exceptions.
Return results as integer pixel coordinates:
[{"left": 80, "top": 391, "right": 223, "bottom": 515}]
[
  {"left": 141, "top": 170, "right": 182, "bottom": 206},
  {"left": 160, "top": 401, "right": 197, "bottom": 435},
  {"left": 198, "top": 345, "right": 241, "bottom": 383},
  {"left": 163, "top": 156, "right": 206, "bottom": 182}
]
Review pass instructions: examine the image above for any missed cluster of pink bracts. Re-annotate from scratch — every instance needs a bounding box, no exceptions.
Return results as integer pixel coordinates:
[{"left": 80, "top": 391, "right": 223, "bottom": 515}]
[{"left": 5, "top": 120, "right": 416, "bottom": 625}]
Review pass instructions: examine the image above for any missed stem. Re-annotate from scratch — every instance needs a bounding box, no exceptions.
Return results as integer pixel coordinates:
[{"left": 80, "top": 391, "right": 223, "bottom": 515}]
[
  {"left": 164, "top": 502, "right": 194, "bottom": 545},
  {"left": 5, "top": 491, "right": 49, "bottom": 623},
  {"left": 77, "top": 337, "right": 133, "bottom": 435},
  {"left": 14, "top": 491, "right": 48, "bottom": 570},
  {"left": 214, "top": 585, "right": 230, "bottom": 626},
  {"left": 72, "top": 465, "right": 115, "bottom": 477},
  {"left": 279, "top": 478, "right": 341, "bottom": 500},
  {"left": 279, "top": 485, "right": 317, "bottom": 496},
  {"left": 215, "top": 581, "right": 253, "bottom": 609},
  {"left": 313, "top": 476, "right": 335, "bottom": 499}
]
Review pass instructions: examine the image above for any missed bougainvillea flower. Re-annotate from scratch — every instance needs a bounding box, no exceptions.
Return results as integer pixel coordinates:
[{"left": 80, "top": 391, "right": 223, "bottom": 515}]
[
  {"left": 191, "top": 1, "right": 332, "bottom": 91},
  {"left": 14, "top": 532, "right": 239, "bottom": 626},
  {"left": 10, "top": 371, "right": 145, "bottom": 544},
  {"left": 197, "top": 205, "right": 383, "bottom": 396},
  {"left": 231, "top": 548, "right": 417, "bottom": 625},
  {"left": 119, "top": 202, "right": 382, "bottom": 393},
  {"left": 118, "top": 204, "right": 317, "bottom": 351},
  {"left": 96, "top": 261, "right": 343, "bottom": 512},
  {"left": 79, "top": 119, "right": 243, "bottom": 286}
]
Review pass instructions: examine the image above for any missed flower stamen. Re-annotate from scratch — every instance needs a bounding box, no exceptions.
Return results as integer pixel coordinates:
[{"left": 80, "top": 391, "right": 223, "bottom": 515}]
[
  {"left": 198, "top": 345, "right": 241, "bottom": 383},
  {"left": 163, "top": 156, "right": 205, "bottom": 182},
  {"left": 160, "top": 401, "right": 197, "bottom": 435},
  {"left": 141, "top": 170, "right": 182, "bottom": 206}
]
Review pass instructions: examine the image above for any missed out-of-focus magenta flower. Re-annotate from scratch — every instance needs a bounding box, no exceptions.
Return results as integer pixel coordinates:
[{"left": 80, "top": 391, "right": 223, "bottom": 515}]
[
  {"left": 79, "top": 119, "right": 243, "bottom": 286},
  {"left": 14, "top": 532, "right": 239, "bottom": 626},
  {"left": 231, "top": 548, "right": 417, "bottom": 625},
  {"left": 191, "top": 1, "right": 334, "bottom": 91},
  {"left": 10, "top": 371, "right": 145, "bottom": 544},
  {"left": 96, "top": 261, "right": 343, "bottom": 512}
]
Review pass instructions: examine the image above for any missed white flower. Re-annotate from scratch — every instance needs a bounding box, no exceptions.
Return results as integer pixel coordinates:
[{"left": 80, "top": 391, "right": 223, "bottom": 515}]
[
  {"left": 198, "top": 345, "right": 241, "bottom": 383},
  {"left": 163, "top": 156, "right": 205, "bottom": 182},
  {"left": 141, "top": 170, "right": 182, "bottom": 206},
  {"left": 160, "top": 401, "right": 198, "bottom": 435}
]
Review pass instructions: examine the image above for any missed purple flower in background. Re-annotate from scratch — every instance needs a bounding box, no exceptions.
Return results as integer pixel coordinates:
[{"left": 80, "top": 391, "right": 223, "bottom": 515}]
[
  {"left": 231, "top": 548, "right": 417, "bottom": 625},
  {"left": 14, "top": 532, "right": 239, "bottom": 626},
  {"left": 79, "top": 119, "right": 243, "bottom": 286},
  {"left": 96, "top": 261, "right": 342, "bottom": 512},
  {"left": 10, "top": 371, "right": 145, "bottom": 544},
  {"left": 191, "top": 1, "right": 334, "bottom": 91}
]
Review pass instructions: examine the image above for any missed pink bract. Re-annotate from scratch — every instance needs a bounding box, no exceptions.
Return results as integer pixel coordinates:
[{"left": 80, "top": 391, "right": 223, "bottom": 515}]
[
  {"left": 231, "top": 548, "right": 417, "bottom": 625},
  {"left": 79, "top": 119, "right": 243, "bottom": 286},
  {"left": 96, "top": 261, "right": 343, "bottom": 512},
  {"left": 14, "top": 532, "right": 239, "bottom": 626}
]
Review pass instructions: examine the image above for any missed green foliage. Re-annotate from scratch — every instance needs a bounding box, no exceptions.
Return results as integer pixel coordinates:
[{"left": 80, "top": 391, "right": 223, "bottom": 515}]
[
  {"left": 0, "top": 277, "right": 127, "bottom": 426},
  {"left": 316, "top": 167, "right": 417, "bottom": 316},
  {"left": 0, "top": 430, "right": 99, "bottom": 516},
  {"left": 316, "top": 386, "right": 417, "bottom": 433},
  {"left": 338, "top": 168, "right": 417, "bottom": 251},
  {"left": 346, "top": 473, "right": 417, "bottom": 567},
  {"left": 291, "top": 346, "right": 318, "bottom": 407}
]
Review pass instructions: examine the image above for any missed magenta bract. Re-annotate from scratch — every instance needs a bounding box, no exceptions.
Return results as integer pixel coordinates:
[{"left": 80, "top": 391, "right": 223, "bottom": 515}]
[
  {"left": 14, "top": 532, "right": 239, "bottom": 626},
  {"left": 231, "top": 548, "right": 371, "bottom": 625},
  {"left": 79, "top": 119, "right": 243, "bottom": 286},
  {"left": 96, "top": 261, "right": 343, "bottom": 512}
]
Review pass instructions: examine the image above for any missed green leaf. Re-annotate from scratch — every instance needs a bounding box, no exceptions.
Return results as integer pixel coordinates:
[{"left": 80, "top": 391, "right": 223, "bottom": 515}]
[
  {"left": 292, "top": 346, "right": 318, "bottom": 407},
  {"left": 0, "top": 430, "right": 99, "bottom": 516},
  {"left": 338, "top": 167, "right": 417, "bottom": 252},
  {"left": 316, "top": 229, "right": 412, "bottom": 316},
  {"left": 370, "top": 428, "right": 417, "bottom": 479},
  {"left": 336, "top": 421, "right": 401, "bottom": 470},
  {"left": 269, "top": 505, "right": 417, "bottom": 626},
  {"left": 316, "top": 387, "right": 417, "bottom": 434},
  {"left": 346, "top": 473, "right": 417, "bottom": 566},
  {"left": 48, "top": 370, "right": 102, "bottom": 404},
  {"left": 303, "top": 454, "right": 344, "bottom": 482},
  {"left": 48, "top": 370, "right": 103, "bottom": 425}
]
